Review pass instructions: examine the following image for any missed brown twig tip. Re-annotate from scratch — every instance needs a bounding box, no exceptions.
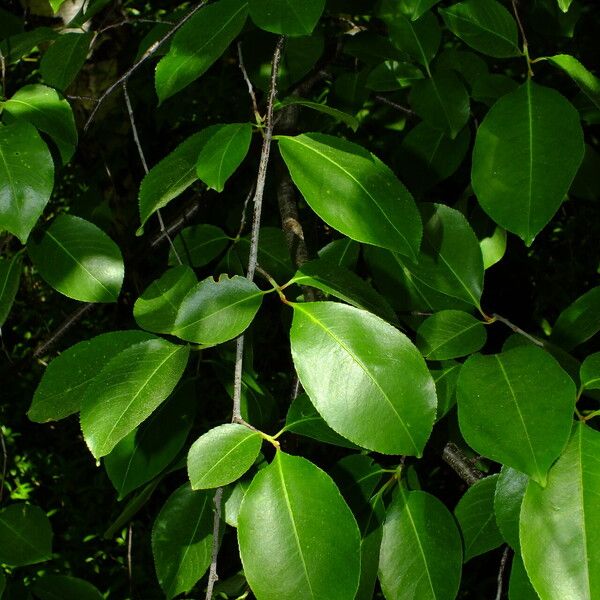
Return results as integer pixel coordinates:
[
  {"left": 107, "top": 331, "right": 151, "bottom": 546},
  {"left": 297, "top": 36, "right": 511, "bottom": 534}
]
[{"left": 442, "top": 442, "right": 484, "bottom": 486}]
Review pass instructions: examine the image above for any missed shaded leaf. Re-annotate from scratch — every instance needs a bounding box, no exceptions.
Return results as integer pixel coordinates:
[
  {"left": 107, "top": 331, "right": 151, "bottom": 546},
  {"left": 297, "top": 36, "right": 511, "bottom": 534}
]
[
  {"left": 40, "top": 32, "right": 92, "bottom": 91},
  {"left": 551, "top": 286, "right": 600, "bottom": 350},
  {"left": 31, "top": 575, "right": 103, "bottom": 600},
  {"left": 248, "top": 0, "right": 325, "bottom": 36},
  {"left": 169, "top": 224, "right": 230, "bottom": 267},
  {"left": 0, "top": 253, "right": 23, "bottom": 327},
  {"left": 494, "top": 465, "right": 528, "bottom": 551},
  {"left": 0, "top": 504, "right": 52, "bottom": 567}
]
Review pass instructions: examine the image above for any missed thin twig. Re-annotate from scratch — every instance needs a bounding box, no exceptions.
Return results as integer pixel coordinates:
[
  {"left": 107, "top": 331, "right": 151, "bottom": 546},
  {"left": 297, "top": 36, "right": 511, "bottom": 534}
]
[
  {"left": 122, "top": 81, "right": 182, "bottom": 265},
  {"left": 127, "top": 523, "right": 134, "bottom": 598},
  {"left": 235, "top": 184, "right": 255, "bottom": 239},
  {"left": 495, "top": 546, "right": 511, "bottom": 600},
  {"left": 511, "top": 0, "right": 533, "bottom": 76},
  {"left": 84, "top": 1, "right": 208, "bottom": 132},
  {"left": 442, "top": 442, "right": 484, "bottom": 486},
  {"left": 374, "top": 95, "right": 415, "bottom": 116},
  {"left": 0, "top": 427, "right": 7, "bottom": 503},
  {"left": 237, "top": 42, "right": 260, "bottom": 123},
  {"left": 204, "top": 487, "right": 223, "bottom": 600},
  {"left": 0, "top": 50, "right": 6, "bottom": 98},
  {"left": 492, "top": 313, "right": 544, "bottom": 348}
]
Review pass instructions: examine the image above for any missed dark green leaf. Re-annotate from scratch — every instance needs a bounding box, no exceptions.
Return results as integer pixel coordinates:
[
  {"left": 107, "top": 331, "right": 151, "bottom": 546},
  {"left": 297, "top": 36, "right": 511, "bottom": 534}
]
[
  {"left": 40, "top": 32, "right": 92, "bottom": 91},
  {"left": 546, "top": 54, "right": 600, "bottom": 110},
  {"left": 0, "top": 504, "right": 52, "bottom": 567},
  {"left": 0, "top": 28, "right": 57, "bottom": 63},
  {"left": 248, "top": 0, "right": 325, "bottom": 36},
  {"left": 276, "top": 97, "right": 359, "bottom": 130},
  {"left": 551, "top": 286, "right": 600, "bottom": 350},
  {"left": 581, "top": 352, "right": 600, "bottom": 391},
  {"left": 494, "top": 465, "right": 528, "bottom": 551},
  {"left": 318, "top": 237, "right": 359, "bottom": 269},
  {"left": 432, "top": 361, "right": 461, "bottom": 418},
  {"left": 0, "top": 253, "right": 22, "bottom": 327},
  {"left": 169, "top": 224, "right": 230, "bottom": 267},
  {"left": 508, "top": 553, "right": 539, "bottom": 600},
  {"left": 386, "top": 11, "right": 441, "bottom": 68},
  {"left": 31, "top": 575, "right": 103, "bottom": 600},
  {"left": 366, "top": 61, "right": 424, "bottom": 92}
]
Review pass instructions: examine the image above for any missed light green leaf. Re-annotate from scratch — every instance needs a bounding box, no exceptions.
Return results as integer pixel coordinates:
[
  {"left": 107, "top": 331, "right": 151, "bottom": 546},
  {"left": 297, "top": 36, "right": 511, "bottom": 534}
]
[
  {"left": 386, "top": 11, "right": 441, "bottom": 68},
  {"left": 3, "top": 84, "right": 77, "bottom": 164},
  {"left": 581, "top": 352, "right": 600, "bottom": 391},
  {"left": 416, "top": 310, "right": 486, "bottom": 360},
  {"left": 480, "top": 225, "right": 507, "bottom": 269},
  {"left": 28, "top": 330, "right": 154, "bottom": 422},
  {"left": 494, "top": 465, "right": 528, "bottom": 551},
  {"left": 172, "top": 275, "right": 263, "bottom": 345},
  {"left": 40, "top": 32, "right": 92, "bottom": 91},
  {"left": 188, "top": 423, "right": 262, "bottom": 489},
  {"left": 439, "top": 0, "right": 520, "bottom": 58},
  {"left": 31, "top": 575, "right": 103, "bottom": 600},
  {"left": 49, "top": 0, "right": 68, "bottom": 12},
  {"left": 551, "top": 286, "right": 600, "bottom": 350},
  {"left": 238, "top": 451, "right": 361, "bottom": 600},
  {"left": 457, "top": 345, "right": 576, "bottom": 485},
  {"left": 509, "top": 553, "right": 539, "bottom": 600},
  {"left": 379, "top": 489, "right": 463, "bottom": 600},
  {"left": 0, "top": 121, "right": 54, "bottom": 244},
  {"left": 0, "top": 504, "right": 52, "bottom": 567},
  {"left": 520, "top": 423, "right": 600, "bottom": 600},
  {"left": 155, "top": 0, "right": 248, "bottom": 103},
  {"left": 134, "top": 265, "right": 198, "bottom": 334},
  {"left": 409, "top": 70, "right": 470, "bottom": 138},
  {"left": 557, "top": 0, "right": 574, "bottom": 13},
  {"left": 0, "top": 253, "right": 22, "bottom": 327},
  {"left": 196, "top": 123, "right": 253, "bottom": 192},
  {"left": 472, "top": 81, "right": 584, "bottom": 245},
  {"left": 27, "top": 214, "right": 124, "bottom": 303},
  {"left": 276, "top": 97, "right": 359, "bottom": 130},
  {"left": 169, "top": 224, "right": 230, "bottom": 267},
  {"left": 80, "top": 338, "right": 190, "bottom": 458},
  {"left": 223, "top": 477, "right": 252, "bottom": 527},
  {"left": 366, "top": 60, "right": 424, "bottom": 92},
  {"left": 279, "top": 133, "right": 422, "bottom": 259},
  {"left": 455, "top": 474, "right": 503, "bottom": 561},
  {"left": 104, "top": 381, "right": 196, "bottom": 499},
  {"left": 248, "top": 0, "right": 325, "bottom": 36},
  {"left": 152, "top": 484, "right": 214, "bottom": 600},
  {"left": 290, "top": 301, "right": 437, "bottom": 455}
]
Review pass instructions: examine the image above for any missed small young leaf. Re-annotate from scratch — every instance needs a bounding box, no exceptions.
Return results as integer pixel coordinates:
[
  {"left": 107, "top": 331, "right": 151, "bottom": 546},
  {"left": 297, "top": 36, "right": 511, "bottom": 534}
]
[
  {"left": 276, "top": 97, "right": 359, "bottom": 130},
  {"left": 494, "top": 465, "right": 528, "bottom": 551},
  {"left": 28, "top": 215, "right": 124, "bottom": 303},
  {"left": 580, "top": 352, "right": 600, "bottom": 391},
  {"left": 188, "top": 423, "right": 262, "bottom": 489},
  {"left": 248, "top": 0, "right": 325, "bottom": 36},
  {"left": 169, "top": 224, "right": 230, "bottom": 267},
  {"left": 31, "top": 575, "right": 103, "bottom": 600},
  {"left": 238, "top": 452, "right": 361, "bottom": 600},
  {"left": 40, "top": 32, "right": 92, "bottom": 91},
  {"left": 551, "top": 286, "right": 600, "bottom": 350},
  {"left": 0, "top": 253, "right": 23, "bottom": 327}
]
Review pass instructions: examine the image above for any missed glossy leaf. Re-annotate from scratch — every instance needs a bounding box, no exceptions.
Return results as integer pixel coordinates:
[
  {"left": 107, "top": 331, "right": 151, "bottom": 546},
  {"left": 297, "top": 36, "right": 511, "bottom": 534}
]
[
  {"left": 31, "top": 575, "right": 103, "bottom": 600},
  {"left": 188, "top": 423, "right": 262, "bottom": 489},
  {"left": 455, "top": 474, "right": 503, "bottom": 561},
  {"left": 279, "top": 133, "right": 422, "bottom": 258},
  {"left": 152, "top": 484, "right": 213, "bottom": 599},
  {"left": 238, "top": 451, "right": 361, "bottom": 600},
  {"left": 457, "top": 345, "right": 576, "bottom": 485},
  {"left": 28, "top": 215, "right": 124, "bottom": 303},
  {"left": 0, "top": 253, "right": 22, "bottom": 327},
  {"left": 155, "top": 0, "right": 248, "bottom": 103},
  {"left": 249, "top": 0, "right": 325, "bottom": 36},
  {"left": 196, "top": 123, "right": 253, "bottom": 192},
  {"left": 104, "top": 382, "right": 196, "bottom": 499},
  {"left": 134, "top": 265, "right": 197, "bottom": 334},
  {"left": 223, "top": 477, "right": 252, "bottom": 528},
  {"left": 551, "top": 286, "right": 600, "bottom": 350},
  {"left": 0, "top": 504, "right": 52, "bottom": 567},
  {"left": 520, "top": 423, "right": 600, "bottom": 600},
  {"left": 276, "top": 97, "right": 359, "bottom": 130},
  {"left": 581, "top": 352, "right": 600, "bottom": 391},
  {"left": 169, "top": 224, "right": 230, "bottom": 267},
  {"left": 509, "top": 553, "right": 539, "bottom": 600},
  {"left": 80, "top": 338, "right": 190, "bottom": 458},
  {"left": 3, "top": 84, "right": 77, "bottom": 164},
  {"left": 472, "top": 81, "right": 584, "bottom": 244},
  {"left": 0, "top": 121, "right": 54, "bottom": 244},
  {"left": 432, "top": 361, "right": 461, "bottom": 418},
  {"left": 439, "top": 0, "right": 520, "bottom": 58},
  {"left": 379, "top": 489, "right": 463, "bottom": 600},
  {"left": 387, "top": 11, "right": 441, "bottom": 68},
  {"left": 40, "top": 32, "right": 93, "bottom": 91},
  {"left": 546, "top": 54, "right": 600, "bottom": 110},
  {"left": 28, "top": 330, "right": 153, "bottom": 423},
  {"left": 416, "top": 310, "right": 487, "bottom": 360},
  {"left": 172, "top": 275, "right": 263, "bottom": 345},
  {"left": 318, "top": 237, "right": 359, "bottom": 269},
  {"left": 480, "top": 225, "right": 507, "bottom": 269},
  {"left": 494, "top": 465, "right": 528, "bottom": 551},
  {"left": 290, "top": 301, "right": 437, "bottom": 455},
  {"left": 409, "top": 70, "right": 471, "bottom": 138}
]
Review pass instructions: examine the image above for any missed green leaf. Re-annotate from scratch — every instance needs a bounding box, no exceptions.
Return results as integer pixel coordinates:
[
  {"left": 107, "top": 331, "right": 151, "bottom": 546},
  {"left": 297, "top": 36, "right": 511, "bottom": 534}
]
[
  {"left": 290, "top": 301, "right": 436, "bottom": 455},
  {"left": 152, "top": 484, "right": 214, "bottom": 600},
  {"left": 355, "top": 497, "right": 385, "bottom": 600},
  {"left": 455, "top": 474, "right": 503, "bottom": 561},
  {"left": 520, "top": 423, "right": 600, "bottom": 600},
  {"left": 0, "top": 572, "right": 5, "bottom": 597},
  {"left": 172, "top": 275, "right": 263, "bottom": 345},
  {"left": 471, "top": 73, "right": 519, "bottom": 105},
  {"left": 27, "top": 215, "right": 124, "bottom": 303},
  {"left": 557, "top": 0, "right": 574, "bottom": 13},
  {"left": 436, "top": 48, "right": 488, "bottom": 89},
  {"left": 509, "top": 553, "right": 539, "bottom": 600},
  {"left": 169, "top": 224, "right": 230, "bottom": 267},
  {"left": 223, "top": 477, "right": 252, "bottom": 527},
  {"left": 289, "top": 258, "right": 397, "bottom": 322},
  {"left": 276, "top": 97, "right": 359, "bottom": 130},
  {"left": 379, "top": 489, "right": 463, "bottom": 600},
  {"left": 318, "top": 237, "right": 359, "bottom": 269},
  {"left": 0, "top": 28, "right": 57, "bottom": 64},
  {"left": 416, "top": 310, "right": 486, "bottom": 360},
  {"left": 395, "top": 203, "right": 484, "bottom": 309},
  {"left": 80, "top": 338, "right": 190, "bottom": 458},
  {"left": 386, "top": 11, "right": 441, "bottom": 68},
  {"left": 49, "top": 0, "right": 68, "bottom": 12},
  {"left": 278, "top": 133, "right": 422, "bottom": 258},
  {"left": 366, "top": 61, "right": 424, "bottom": 92},
  {"left": 188, "top": 423, "right": 262, "bottom": 489},
  {"left": 431, "top": 361, "right": 461, "bottom": 419},
  {"left": 0, "top": 121, "right": 54, "bottom": 244},
  {"left": 0, "top": 253, "right": 23, "bottom": 327},
  {"left": 581, "top": 352, "right": 600, "bottom": 391},
  {"left": 134, "top": 265, "right": 197, "bottom": 334},
  {"left": 104, "top": 381, "right": 196, "bottom": 499},
  {"left": 40, "top": 32, "right": 92, "bottom": 91},
  {"left": 401, "top": 0, "right": 441, "bottom": 21},
  {"left": 155, "top": 0, "right": 248, "bottom": 103},
  {"left": 457, "top": 345, "right": 576, "bottom": 485},
  {"left": 332, "top": 454, "right": 386, "bottom": 512},
  {"left": 31, "top": 575, "right": 103, "bottom": 600},
  {"left": 480, "top": 224, "right": 507, "bottom": 269},
  {"left": 0, "top": 504, "right": 52, "bottom": 567},
  {"left": 138, "top": 130, "right": 212, "bottom": 232},
  {"left": 439, "top": 0, "right": 520, "bottom": 58},
  {"left": 196, "top": 123, "right": 253, "bottom": 192},
  {"left": 3, "top": 84, "right": 77, "bottom": 164},
  {"left": 28, "top": 330, "right": 153, "bottom": 422},
  {"left": 551, "top": 286, "right": 600, "bottom": 350},
  {"left": 248, "top": 0, "right": 325, "bottom": 36},
  {"left": 494, "top": 466, "right": 528, "bottom": 551},
  {"left": 409, "top": 70, "right": 470, "bottom": 138},
  {"left": 472, "top": 81, "right": 585, "bottom": 245},
  {"left": 238, "top": 451, "right": 361, "bottom": 600}
]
